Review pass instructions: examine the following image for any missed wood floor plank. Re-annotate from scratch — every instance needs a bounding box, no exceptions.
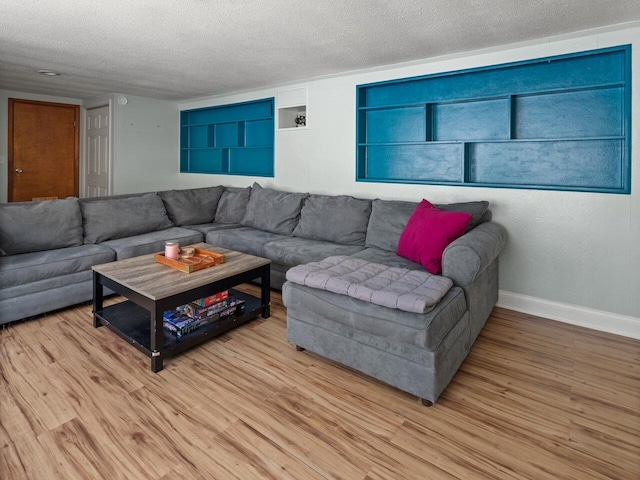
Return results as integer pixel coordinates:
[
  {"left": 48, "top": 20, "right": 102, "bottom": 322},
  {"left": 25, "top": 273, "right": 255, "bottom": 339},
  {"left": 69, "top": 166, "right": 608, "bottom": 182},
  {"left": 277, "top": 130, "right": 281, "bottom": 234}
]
[
  {"left": 210, "top": 419, "right": 328, "bottom": 479},
  {"left": 37, "top": 417, "right": 121, "bottom": 480},
  {"left": 1, "top": 434, "right": 61, "bottom": 480},
  {"left": 1, "top": 289, "right": 639, "bottom": 479}
]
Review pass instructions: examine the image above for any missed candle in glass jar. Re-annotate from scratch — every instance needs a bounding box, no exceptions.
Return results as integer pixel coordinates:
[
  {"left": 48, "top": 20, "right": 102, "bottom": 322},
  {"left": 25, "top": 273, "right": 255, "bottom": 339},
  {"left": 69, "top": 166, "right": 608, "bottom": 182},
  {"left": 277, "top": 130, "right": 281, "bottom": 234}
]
[{"left": 165, "top": 241, "right": 179, "bottom": 260}]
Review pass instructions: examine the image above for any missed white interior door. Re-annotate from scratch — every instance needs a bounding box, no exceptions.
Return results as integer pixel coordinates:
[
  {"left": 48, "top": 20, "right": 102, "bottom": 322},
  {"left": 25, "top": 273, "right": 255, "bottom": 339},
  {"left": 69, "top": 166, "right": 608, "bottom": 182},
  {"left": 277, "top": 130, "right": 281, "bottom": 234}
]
[{"left": 84, "top": 105, "right": 111, "bottom": 197}]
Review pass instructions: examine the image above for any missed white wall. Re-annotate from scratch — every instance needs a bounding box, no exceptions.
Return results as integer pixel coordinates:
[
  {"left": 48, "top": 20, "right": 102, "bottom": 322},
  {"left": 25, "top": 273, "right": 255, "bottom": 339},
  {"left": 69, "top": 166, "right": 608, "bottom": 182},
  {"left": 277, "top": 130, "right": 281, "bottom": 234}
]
[
  {"left": 109, "top": 94, "right": 180, "bottom": 194},
  {"left": 179, "top": 24, "right": 640, "bottom": 336},
  {"left": 0, "top": 90, "right": 83, "bottom": 202}
]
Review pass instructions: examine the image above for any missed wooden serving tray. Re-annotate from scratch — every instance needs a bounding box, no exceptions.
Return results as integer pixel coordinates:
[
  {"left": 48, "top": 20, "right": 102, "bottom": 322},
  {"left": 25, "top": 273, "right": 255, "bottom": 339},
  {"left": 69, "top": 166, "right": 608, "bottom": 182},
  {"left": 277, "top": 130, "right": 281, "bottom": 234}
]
[{"left": 154, "top": 248, "right": 226, "bottom": 273}]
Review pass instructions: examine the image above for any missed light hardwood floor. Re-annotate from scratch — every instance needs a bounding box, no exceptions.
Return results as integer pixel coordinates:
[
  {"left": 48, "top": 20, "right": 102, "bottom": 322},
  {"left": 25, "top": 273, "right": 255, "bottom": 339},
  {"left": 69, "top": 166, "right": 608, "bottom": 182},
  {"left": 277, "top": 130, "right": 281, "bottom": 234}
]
[{"left": 1, "top": 285, "right": 639, "bottom": 479}]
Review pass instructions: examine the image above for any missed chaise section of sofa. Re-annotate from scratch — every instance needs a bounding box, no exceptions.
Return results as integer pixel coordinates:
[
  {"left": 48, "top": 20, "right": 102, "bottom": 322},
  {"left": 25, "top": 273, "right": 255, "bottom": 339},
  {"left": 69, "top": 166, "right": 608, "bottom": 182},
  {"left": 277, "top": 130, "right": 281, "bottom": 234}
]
[{"left": 282, "top": 196, "right": 507, "bottom": 404}]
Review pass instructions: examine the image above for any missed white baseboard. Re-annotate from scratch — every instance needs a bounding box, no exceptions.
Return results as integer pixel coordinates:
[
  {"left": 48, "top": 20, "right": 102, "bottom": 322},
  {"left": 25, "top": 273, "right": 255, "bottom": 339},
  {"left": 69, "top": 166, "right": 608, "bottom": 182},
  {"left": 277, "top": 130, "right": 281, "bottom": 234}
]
[{"left": 497, "top": 290, "right": 640, "bottom": 340}]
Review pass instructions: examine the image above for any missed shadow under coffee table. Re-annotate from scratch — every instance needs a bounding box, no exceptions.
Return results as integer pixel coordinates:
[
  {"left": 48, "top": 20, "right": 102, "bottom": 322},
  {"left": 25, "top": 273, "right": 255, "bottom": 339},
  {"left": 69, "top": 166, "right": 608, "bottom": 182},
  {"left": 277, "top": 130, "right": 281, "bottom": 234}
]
[{"left": 92, "top": 242, "right": 271, "bottom": 372}]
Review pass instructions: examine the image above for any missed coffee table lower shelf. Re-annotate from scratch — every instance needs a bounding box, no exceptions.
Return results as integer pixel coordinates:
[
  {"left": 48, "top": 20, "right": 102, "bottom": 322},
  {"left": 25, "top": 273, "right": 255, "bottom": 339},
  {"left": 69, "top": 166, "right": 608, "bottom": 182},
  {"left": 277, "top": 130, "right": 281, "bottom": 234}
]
[{"left": 94, "top": 289, "right": 262, "bottom": 362}]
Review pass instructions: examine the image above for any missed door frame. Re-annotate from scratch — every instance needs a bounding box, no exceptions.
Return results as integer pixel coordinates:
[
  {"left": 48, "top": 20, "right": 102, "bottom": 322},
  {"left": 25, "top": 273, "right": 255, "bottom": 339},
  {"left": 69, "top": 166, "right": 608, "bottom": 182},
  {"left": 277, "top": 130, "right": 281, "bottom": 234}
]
[{"left": 8, "top": 98, "right": 80, "bottom": 201}]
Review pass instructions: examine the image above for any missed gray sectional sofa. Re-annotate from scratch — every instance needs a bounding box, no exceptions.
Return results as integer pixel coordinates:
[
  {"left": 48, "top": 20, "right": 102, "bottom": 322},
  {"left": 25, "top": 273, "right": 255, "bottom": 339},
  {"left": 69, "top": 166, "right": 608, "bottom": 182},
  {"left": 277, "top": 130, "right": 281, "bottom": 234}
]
[{"left": 0, "top": 182, "right": 506, "bottom": 404}]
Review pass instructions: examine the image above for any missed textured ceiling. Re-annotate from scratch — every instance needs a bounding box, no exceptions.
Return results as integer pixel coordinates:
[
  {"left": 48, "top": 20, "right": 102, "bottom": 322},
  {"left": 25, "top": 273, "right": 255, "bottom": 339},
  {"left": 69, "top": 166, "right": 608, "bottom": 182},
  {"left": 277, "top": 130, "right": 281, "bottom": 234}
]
[{"left": 1, "top": 0, "right": 639, "bottom": 101}]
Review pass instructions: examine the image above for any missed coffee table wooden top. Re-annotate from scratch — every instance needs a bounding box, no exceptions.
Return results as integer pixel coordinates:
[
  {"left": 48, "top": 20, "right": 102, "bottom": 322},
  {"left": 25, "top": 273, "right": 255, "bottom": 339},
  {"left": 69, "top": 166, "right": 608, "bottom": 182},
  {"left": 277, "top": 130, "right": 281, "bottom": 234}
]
[{"left": 92, "top": 243, "right": 270, "bottom": 301}]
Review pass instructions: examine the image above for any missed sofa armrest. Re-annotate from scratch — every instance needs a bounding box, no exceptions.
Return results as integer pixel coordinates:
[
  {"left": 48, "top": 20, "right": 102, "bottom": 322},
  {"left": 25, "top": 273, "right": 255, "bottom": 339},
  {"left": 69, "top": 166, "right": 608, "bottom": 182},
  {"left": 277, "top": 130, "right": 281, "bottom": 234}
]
[{"left": 442, "top": 222, "right": 507, "bottom": 287}]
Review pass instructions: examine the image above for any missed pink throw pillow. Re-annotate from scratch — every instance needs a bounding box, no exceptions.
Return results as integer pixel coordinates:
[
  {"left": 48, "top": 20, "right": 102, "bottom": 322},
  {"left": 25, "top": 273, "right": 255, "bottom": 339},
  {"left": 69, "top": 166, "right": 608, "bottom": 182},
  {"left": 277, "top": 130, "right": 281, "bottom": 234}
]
[{"left": 397, "top": 200, "right": 472, "bottom": 274}]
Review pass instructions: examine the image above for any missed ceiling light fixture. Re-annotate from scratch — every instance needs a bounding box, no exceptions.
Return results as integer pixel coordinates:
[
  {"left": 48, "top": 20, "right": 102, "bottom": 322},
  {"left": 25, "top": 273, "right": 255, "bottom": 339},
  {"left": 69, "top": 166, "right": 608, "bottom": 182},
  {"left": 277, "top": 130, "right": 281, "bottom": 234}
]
[{"left": 37, "top": 70, "right": 60, "bottom": 76}]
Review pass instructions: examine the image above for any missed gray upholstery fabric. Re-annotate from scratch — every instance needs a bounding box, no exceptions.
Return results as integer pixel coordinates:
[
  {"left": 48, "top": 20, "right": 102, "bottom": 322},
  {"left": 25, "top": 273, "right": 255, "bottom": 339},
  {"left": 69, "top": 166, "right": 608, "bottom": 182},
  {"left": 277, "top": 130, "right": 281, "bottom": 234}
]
[
  {"left": 0, "top": 198, "right": 83, "bottom": 255},
  {"left": 159, "top": 186, "right": 224, "bottom": 226},
  {"left": 282, "top": 281, "right": 466, "bottom": 351},
  {"left": 262, "top": 237, "right": 364, "bottom": 267},
  {"left": 350, "top": 247, "right": 424, "bottom": 270},
  {"left": 183, "top": 222, "right": 242, "bottom": 236},
  {"left": 437, "top": 201, "right": 490, "bottom": 232},
  {"left": 365, "top": 199, "right": 417, "bottom": 252},
  {"left": 241, "top": 183, "right": 309, "bottom": 235},
  {"left": 442, "top": 222, "right": 507, "bottom": 287},
  {"left": 0, "top": 271, "right": 95, "bottom": 325},
  {"left": 100, "top": 227, "right": 203, "bottom": 260},
  {"left": 442, "top": 222, "right": 506, "bottom": 342},
  {"left": 286, "top": 308, "right": 471, "bottom": 403},
  {"left": 206, "top": 226, "right": 288, "bottom": 257},
  {"left": 214, "top": 186, "right": 252, "bottom": 224},
  {"left": 0, "top": 270, "right": 90, "bottom": 300},
  {"left": 293, "top": 194, "right": 372, "bottom": 245},
  {"left": 466, "top": 260, "right": 500, "bottom": 343},
  {"left": 366, "top": 199, "right": 491, "bottom": 252},
  {"left": 81, "top": 192, "right": 173, "bottom": 244},
  {"left": 286, "top": 255, "right": 453, "bottom": 314},
  {"left": 269, "top": 263, "right": 288, "bottom": 290},
  {"left": 0, "top": 244, "right": 115, "bottom": 289}
]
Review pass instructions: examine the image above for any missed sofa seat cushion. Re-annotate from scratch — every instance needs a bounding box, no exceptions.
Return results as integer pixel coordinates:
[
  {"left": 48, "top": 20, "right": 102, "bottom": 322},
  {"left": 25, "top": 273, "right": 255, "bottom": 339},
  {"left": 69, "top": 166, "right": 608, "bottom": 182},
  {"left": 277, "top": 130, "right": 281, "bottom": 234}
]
[
  {"left": 183, "top": 222, "right": 242, "bottom": 236},
  {"left": 0, "top": 244, "right": 115, "bottom": 289},
  {"left": 100, "top": 227, "right": 203, "bottom": 260},
  {"left": 81, "top": 192, "right": 174, "bottom": 244},
  {"left": 263, "top": 237, "right": 365, "bottom": 268},
  {"left": 286, "top": 256, "right": 453, "bottom": 314},
  {"left": 282, "top": 281, "right": 467, "bottom": 352},
  {"left": 292, "top": 194, "right": 372, "bottom": 245},
  {"left": 206, "top": 227, "right": 288, "bottom": 257},
  {"left": 0, "top": 197, "right": 83, "bottom": 255}
]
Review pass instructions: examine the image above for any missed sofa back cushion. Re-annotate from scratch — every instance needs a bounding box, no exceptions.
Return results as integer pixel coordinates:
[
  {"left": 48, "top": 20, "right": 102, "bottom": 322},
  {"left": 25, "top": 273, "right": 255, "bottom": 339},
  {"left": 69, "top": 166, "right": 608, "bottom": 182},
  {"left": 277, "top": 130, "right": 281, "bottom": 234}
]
[
  {"left": 437, "top": 201, "right": 490, "bottom": 230},
  {"left": 293, "top": 194, "right": 372, "bottom": 245},
  {"left": 81, "top": 192, "right": 173, "bottom": 244},
  {"left": 366, "top": 199, "right": 490, "bottom": 252},
  {"left": 0, "top": 198, "right": 83, "bottom": 255},
  {"left": 214, "top": 186, "right": 252, "bottom": 224},
  {"left": 366, "top": 199, "right": 418, "bottom": 252},
  {"left": 241, "top": 183, "right": 309, "bottom": 235},
  {"left": 159, "top": 186, "right": 224, "bottom": 226}
]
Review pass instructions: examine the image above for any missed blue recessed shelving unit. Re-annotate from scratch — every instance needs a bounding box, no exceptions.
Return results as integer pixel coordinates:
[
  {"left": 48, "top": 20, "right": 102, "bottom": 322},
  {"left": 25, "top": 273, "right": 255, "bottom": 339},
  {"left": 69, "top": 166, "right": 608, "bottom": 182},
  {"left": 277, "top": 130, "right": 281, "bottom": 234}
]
[
  {"left": 356, "top": 45, "right": 631, "bottom": 193},
  {"left": 180, "top": 98, "right": 274, "bottom": 177}
]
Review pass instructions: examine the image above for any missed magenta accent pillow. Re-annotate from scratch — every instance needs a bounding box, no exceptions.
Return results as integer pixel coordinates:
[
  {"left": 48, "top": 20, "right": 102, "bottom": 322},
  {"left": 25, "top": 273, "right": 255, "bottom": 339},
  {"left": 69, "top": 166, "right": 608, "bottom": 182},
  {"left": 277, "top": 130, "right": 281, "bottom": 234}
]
[{"left": 396, "top": 200, "right": 472, "bottom": 274}]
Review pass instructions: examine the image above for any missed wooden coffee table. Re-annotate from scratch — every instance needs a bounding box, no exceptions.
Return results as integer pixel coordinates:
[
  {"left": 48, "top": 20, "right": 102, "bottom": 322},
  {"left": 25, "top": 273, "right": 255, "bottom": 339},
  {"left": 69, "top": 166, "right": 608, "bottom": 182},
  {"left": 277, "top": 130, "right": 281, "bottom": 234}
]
[{"left": 92, "top": 243, "right": 270, "bottom": 372}]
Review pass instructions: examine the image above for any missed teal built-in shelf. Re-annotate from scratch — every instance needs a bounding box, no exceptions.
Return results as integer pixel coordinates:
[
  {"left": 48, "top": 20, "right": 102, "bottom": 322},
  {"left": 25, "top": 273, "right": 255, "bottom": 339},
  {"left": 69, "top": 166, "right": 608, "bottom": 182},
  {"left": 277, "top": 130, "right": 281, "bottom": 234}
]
[
  {"left": 356, "top": 45, "right": 631, "bottom": 193},
  {"left": 181, "top": 98, "right": 274, "bottom": 177}
]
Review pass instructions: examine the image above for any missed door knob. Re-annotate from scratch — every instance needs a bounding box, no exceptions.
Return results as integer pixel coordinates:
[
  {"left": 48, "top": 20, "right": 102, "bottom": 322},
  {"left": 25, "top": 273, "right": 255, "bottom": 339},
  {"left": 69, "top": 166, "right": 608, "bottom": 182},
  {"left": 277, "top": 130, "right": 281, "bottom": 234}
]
[{"left": 15, "top": 168, "right": 23, "bottom": 173}]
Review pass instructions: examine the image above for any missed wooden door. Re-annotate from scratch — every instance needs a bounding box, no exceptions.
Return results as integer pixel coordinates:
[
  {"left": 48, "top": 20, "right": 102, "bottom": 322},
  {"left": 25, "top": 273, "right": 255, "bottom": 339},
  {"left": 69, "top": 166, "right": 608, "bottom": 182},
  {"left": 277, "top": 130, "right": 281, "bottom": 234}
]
[
  {"left": 8, "top": 99, "right": 79, "bottom": 202},
  {"left": 84, "top": 105, "right": 111, "bottom": 197}
]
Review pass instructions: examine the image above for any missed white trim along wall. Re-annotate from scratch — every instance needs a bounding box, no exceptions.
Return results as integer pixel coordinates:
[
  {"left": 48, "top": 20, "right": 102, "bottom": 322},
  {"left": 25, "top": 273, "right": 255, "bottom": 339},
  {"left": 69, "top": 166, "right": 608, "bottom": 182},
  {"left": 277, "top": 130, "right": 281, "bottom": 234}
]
[{"left": 498, "top": 291, "right": 640, "bottom": 340}]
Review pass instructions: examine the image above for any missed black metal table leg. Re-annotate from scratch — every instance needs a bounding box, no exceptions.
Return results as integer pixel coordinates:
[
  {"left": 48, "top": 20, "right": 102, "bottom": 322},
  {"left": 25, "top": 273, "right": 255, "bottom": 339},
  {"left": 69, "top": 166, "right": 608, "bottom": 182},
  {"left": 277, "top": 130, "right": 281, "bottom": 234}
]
[
  {"left": 150, "top": 305, "right": 164, "bottom": 372},
  {"left": 261, "top": 265, "right": 271, "bottom": 318},
  {"left": 93, "top": 271, "right": 104, "bottom": 328}
]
